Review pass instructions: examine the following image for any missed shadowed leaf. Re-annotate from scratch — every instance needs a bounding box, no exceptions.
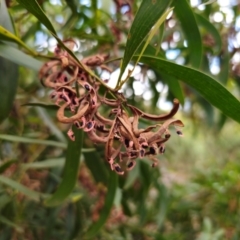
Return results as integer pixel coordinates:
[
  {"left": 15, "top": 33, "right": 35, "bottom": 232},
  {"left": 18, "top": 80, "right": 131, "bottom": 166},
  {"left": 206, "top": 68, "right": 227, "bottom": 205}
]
[{"left": 45, "top": 127, "right": 83, "bottom": 206}]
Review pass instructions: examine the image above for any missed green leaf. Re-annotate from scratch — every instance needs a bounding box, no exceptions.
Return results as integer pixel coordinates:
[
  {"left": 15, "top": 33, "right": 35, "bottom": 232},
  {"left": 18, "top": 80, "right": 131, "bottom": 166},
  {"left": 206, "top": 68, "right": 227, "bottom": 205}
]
[
  {"left": 22, "top": 158, "right": 65, "bottom": 169},
  {"left": 0, "top": 56, "right": 18, "bottom": 123},
  {"left": 155, "top": 183, "right": 169, "bottom": 228},
  {"left": 0, "top": 159, "right": 17, "bottom": 174},
  {"left": 0, "top": 194, "right": 11, "bottom": 212},
  {"left": 15, "top": 0, "right": 107, "bottom": 88},
  {"left": 65, "top": 0, "right": 78, "bottom": 14},
  {"left": 45, "top": 127, "right": 83, "bottom": 206},
  {"left": 0, "top": 43, "right": 42, "bottom": 71},
  {"left": 0, "top": 26, "right": 36, "bottom": 55},
  {"left": 22, "top": 102, "right": 59, "bottom": 110},
  {"left": 138, "top": 55, "right": 240, "bottom": 123},
  {"left": 0, "top": 134, "right": 67, "bottom": 148},
  {"left": 195, "top": 13, "right": 222, "bottom": 55},
  {"left": 84, "top": 170, "right": 118, "bottom": 239},
  {"left": 16, "top": 0, "right": 57, "bottom": 35},
  {"left": 218, "top": 48, "right": 230, "bottom": 85},
  {"left": 0, "top": 175, "right": 49, "bottom": 201},
  {"left": 174, "top": 0, "right": 202, "bottom": 68},
  {"left": 127, "top": 7, "right": 174, "bottom": 91},
  {"left": 0, "top": 215, "right": 23, "bottom": 232},
  {"left": 0, "top": 0, "right": 14, "bottom": 34},
  {"left": 160, "top": 72, "right": 185, "bottom": 105},
  {"left": 0, "top": 2, "right": 19, "bottom": 124},
  {"left": 136, "top": 43, "right": 185, "bottom": 105},
  {"left": 83, "top": 150, "right": 108, "bottom": 185},
  {"left": 118, "top": 0, "right": 172, "bottom": 82}
]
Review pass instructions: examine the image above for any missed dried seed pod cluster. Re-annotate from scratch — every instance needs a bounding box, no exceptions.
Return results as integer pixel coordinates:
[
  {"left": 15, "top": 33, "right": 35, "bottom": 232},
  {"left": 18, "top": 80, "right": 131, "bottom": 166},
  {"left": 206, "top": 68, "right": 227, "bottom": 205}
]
[{"left": 39, "top": 41, "right": 184, "bottom": 175}]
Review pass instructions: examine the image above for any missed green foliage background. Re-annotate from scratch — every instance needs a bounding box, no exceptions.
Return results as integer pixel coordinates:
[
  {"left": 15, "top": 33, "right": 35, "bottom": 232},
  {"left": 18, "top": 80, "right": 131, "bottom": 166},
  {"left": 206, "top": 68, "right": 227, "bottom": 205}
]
[{"left": 0, "top": 0, "right": 240, "bottom": 239}]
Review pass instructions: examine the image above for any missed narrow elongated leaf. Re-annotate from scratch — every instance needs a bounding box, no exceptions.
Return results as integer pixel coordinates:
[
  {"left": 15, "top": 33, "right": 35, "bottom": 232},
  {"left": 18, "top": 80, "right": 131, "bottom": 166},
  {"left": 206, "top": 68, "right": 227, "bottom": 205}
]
[
  {"left": 0, "top": 176, "right": 49, "bottom": 201},
  {"left": 161, "top": 73, "right": 185, "bottom": 105},
  {"left": 130, "top": 7, "right": 174, "bottom": 84},
  {"left": 0, "top": 215, "right": 23, "bottom": 232},
  {"left": 138, "top": 55, "right": 240, "bottom": 123},
  {"left": 0, "top": 0, "right": 14, "bottom": 33},
  {"left": 0, "top": 57, "right": 18, "bottom": 123},
  {"left": 84, "top": 170, "right": 117, "bottom": 239},
  {"left": 118, "top": 0, "right": 172, "bottom": 82},
  {"left": 0, "top": 1, "right": 18, "bottom": 123},
  {"left": 22, "top": 158, "right": 65, "bottom": 169},
  {"left": 65, "top": 0, "right": 78, "bottom": 14},
  {"left": 137, "top": 43, "right": 185, "bottom": 104},
  {"left": 174, "top": 0, "right": 202, "bottom": 68},
  {"left": 0, "top": 194, "right": 11, "bottom": 212},
  {"left": 0, "top": 134, "right": 67, "bottom": 148},
  {"left": 195, "top": 13, "right": 222, "bottom": 55},
  {"left": 83, "top": 150, "right": 108, "bottom": 185},
  {"left": 16, "top": 0, "right": 57, "bottom": 35},
  {"left": 0, "top": 43, "right": 42, "bottom": 71},
  {"left": 0, "top": 160, "right": 17, "bottom": 173},
  {"left": 0, "top": 26, "right": 36, "bottom": 55},
  {"left": 218, "top": 48, "right": 229, "bottom": 85},
  {"left": 22, "top": 102, "right": 59, "bottom": 110},
  {"left": 15, "top": 0, "right": 107, "bottom": 88},
  {"left": 45, "top": 127, "right": 83, "bottom": 206}
]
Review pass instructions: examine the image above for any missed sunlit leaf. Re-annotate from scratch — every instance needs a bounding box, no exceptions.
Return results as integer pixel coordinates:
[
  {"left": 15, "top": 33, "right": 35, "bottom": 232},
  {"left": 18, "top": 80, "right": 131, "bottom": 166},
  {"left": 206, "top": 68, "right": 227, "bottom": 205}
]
[
  {"left": 126, "top": 7, "right": 174, "bottom": 91},
  {"left": 0, "top": 26, "right": 36, "bottom": 55},
  {"left": 118, "top": 0, "right": 172, "bottom": 83}
]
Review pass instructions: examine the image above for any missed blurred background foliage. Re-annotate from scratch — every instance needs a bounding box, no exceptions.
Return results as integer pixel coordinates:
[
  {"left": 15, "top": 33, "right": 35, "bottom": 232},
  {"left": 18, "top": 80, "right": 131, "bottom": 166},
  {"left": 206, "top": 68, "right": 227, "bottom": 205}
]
[{"left": 1, "top": 0, "right": 240, "bottom": 239}]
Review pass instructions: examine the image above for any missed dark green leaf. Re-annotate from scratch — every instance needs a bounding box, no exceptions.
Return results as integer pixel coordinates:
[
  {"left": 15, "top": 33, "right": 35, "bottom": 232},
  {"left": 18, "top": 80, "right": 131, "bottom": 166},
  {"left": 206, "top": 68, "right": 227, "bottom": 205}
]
[
  {"left": 84, "top": 170, "right": 118, "bottom": 239},
  {"left": 138, "top": 55, "right": 240, "bottom": 123},
  {"left": 0, "top": 57, "right": 18, "bottom": 123},
  {"left": 83, "top": 150, "right": 108, "bottom": 185},
  {"left": 22, "top": 102, "right": 59, "bottom": 110},
  {"left": 65, "top": 0, "right": 78, "bottom": 14},
  {"left": 45, "top": 127, "right": 83, "bottom": 206},
  {"left": 174, "top": 0, "right": 202, "bottom": 68},
  {"left": 218, "top": 48, "right": 229, "bottom": 85},
  {"left": 15, "top": 0, "right": 104, "bottom": 86},
  {"left": 118, "top": 0, "right": 172, "bottom": 81},
  {"left": 0, "top": 160, "right": 17, "bottom": 174},
  {"left": 0, "top": 2, "right": 18, "bottom": 123},
  {"left": 161, "top": 73, "right": 185, "bottom": 105}
]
